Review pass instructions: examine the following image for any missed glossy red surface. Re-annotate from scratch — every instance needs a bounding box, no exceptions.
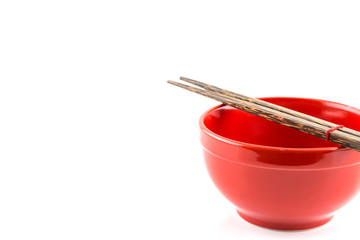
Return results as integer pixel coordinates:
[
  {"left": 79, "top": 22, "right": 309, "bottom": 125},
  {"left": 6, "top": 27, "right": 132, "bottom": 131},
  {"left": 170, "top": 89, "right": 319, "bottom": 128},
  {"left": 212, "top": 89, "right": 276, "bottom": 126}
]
[{"left": 200, "top": 97, "right": 360, "bottom": 230}]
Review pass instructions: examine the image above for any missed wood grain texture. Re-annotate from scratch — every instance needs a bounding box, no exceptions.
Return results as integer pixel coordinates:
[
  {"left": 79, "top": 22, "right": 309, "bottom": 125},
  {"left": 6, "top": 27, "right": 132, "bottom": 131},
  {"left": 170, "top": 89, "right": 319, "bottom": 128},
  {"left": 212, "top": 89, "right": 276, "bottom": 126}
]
[
  {"left": 179, "top": 76, "right": 360, "bottom": 139},
  {"left": 167, "top": 79, "right": 360, "bottom": 152}
]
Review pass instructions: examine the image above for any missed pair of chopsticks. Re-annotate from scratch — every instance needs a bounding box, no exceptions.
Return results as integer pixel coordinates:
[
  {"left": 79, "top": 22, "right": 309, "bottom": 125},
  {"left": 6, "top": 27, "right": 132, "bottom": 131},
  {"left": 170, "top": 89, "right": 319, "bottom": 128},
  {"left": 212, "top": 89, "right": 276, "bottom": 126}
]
[{"left": 168, "top": 77, "right": 360, "bottom": 152}]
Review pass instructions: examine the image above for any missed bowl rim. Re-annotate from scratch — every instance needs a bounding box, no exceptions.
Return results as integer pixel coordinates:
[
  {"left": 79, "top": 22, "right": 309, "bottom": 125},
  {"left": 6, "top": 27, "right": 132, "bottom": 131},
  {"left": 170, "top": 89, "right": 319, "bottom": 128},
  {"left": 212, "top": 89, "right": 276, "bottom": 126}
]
[{"left": 199, "top": 96, "right": 360, "bottom": 153}]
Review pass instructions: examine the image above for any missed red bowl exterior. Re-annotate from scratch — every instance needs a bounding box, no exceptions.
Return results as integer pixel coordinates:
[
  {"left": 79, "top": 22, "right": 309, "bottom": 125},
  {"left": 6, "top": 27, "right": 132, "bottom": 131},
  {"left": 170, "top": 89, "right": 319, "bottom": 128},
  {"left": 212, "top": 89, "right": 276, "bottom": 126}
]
[{"left": 199, "top": 97, "right": 360, "bottom": 230}]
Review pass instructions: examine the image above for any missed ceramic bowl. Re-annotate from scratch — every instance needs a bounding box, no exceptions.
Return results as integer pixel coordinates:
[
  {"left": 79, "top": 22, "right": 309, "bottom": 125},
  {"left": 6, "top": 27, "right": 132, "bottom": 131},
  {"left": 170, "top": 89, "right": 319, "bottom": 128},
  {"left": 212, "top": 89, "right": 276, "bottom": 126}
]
[{"left": 200, "top": 97, "right": 360, "bottom": 230}]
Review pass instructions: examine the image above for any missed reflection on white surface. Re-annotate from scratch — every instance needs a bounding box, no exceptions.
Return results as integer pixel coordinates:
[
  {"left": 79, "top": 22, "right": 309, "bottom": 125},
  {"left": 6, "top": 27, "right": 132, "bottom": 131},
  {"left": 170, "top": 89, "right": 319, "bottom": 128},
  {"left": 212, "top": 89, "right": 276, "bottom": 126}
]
[{"left": 218, "top": 212, "right": 340, "bottom": 240}]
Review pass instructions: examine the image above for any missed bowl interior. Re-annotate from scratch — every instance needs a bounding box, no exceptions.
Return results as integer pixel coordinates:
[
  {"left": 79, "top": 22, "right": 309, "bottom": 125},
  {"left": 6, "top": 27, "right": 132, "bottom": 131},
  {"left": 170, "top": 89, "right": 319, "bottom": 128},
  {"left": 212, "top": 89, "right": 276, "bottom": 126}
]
[{"left": 203, "top": 97, "right": 360, "bottom": 149}]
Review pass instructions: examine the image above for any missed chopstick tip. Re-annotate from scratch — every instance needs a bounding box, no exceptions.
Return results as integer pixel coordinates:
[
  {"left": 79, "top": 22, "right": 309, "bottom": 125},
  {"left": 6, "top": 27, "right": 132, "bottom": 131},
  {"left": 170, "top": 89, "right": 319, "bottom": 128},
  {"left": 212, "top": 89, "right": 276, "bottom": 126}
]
[{"left": 167, "top": 80, "right": 175, "bottom": 84}]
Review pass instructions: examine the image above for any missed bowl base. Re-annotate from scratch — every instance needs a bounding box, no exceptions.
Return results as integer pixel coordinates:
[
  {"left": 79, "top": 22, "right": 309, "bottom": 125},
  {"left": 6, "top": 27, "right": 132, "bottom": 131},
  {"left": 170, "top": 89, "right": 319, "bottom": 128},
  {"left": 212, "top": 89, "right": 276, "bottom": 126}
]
[{"left": 236, "top": 210, "right": 333, "bottom": 231}]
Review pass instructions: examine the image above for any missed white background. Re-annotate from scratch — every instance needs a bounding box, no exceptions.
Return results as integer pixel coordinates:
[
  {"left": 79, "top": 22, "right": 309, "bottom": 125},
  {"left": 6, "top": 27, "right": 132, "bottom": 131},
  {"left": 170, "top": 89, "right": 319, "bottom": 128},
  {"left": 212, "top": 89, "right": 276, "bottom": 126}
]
[{"left": 1, "top": 0, "right": 360, "bottom": 239}]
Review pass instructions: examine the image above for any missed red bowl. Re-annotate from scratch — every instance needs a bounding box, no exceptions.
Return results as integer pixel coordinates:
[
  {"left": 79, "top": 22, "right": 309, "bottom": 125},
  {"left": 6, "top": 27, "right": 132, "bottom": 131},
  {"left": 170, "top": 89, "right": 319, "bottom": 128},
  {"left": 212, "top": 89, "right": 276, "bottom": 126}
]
[{"left": 200, "top": 97, "right": 360, "bottom": 230}]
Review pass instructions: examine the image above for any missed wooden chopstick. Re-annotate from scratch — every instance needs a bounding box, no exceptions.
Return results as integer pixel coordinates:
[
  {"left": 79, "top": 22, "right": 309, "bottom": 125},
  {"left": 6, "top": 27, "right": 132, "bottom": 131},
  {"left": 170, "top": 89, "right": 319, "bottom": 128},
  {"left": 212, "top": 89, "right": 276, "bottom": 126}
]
[
  {"left": 167, "top": 79, "right": 360, "bottom": 152},
  {"left": 179, "top": 76, "right": 360, "bottom": 139}
]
